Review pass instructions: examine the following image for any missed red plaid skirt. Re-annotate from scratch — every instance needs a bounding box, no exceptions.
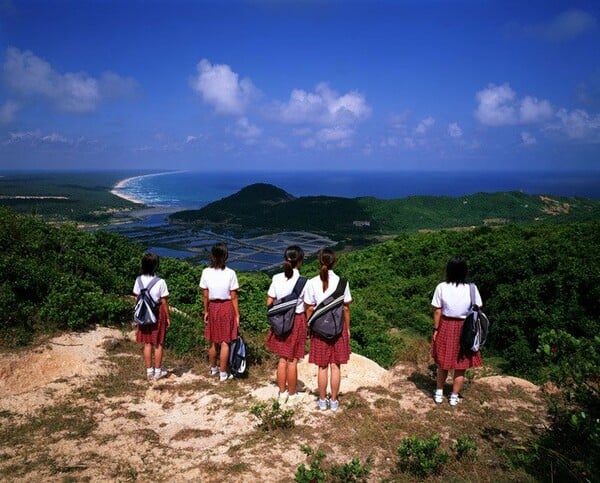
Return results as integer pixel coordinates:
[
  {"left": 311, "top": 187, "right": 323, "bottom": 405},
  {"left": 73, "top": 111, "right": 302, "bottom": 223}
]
[
  {"left": 266, "top": 312, "right": 307, "bottom": 360},
  {"left": 136, "top": 303, "right": 168, "bottom": 346},
  {"left": 204, "top": 300, "right": 237, "bottom": 343},
  {"left": 432, "top": 316, "right": 482, "bottom": 370},
  {"left": 309, "top": 323, "right": 351, "bottom": 366}
]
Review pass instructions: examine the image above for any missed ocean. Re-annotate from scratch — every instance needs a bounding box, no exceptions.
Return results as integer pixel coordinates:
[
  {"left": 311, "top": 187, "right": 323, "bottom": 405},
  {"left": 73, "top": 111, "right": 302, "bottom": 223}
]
[{"left": 115, "top": 170, "right": 600, "bottom": 208}]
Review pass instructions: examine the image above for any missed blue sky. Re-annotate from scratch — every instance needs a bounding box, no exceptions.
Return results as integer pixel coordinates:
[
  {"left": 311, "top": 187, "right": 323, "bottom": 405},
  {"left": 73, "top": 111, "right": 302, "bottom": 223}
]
[{"left": 0, "top": 0, "right": 599, "bottom": 172}]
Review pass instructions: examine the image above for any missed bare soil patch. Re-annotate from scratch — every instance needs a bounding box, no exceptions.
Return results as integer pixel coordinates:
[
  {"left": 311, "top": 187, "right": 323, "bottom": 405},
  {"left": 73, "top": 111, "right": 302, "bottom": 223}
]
[{"left": 0, "top": 327, "right": 548, "bottom": 482}]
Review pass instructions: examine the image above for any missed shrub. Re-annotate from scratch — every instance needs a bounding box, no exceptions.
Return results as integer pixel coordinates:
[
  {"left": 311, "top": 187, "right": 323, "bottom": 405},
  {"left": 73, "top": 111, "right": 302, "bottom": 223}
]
[
  {"left": 165, "top": 311, "right": 206, "bottom": 358},
  {"left": 396, "top": 434, "right": 448, "bottom": 477},
  {"left": 295, "top": 445, "right": 372, "bottom": 483},
  {"left": 452, "top": 434, "right": 478, "bottom": 460},
  {"left": 250, "top": 401, "right": 295, "bottom": 431},
  {"left": 531, "top": 329, "right": 600, "bottom": 480}
]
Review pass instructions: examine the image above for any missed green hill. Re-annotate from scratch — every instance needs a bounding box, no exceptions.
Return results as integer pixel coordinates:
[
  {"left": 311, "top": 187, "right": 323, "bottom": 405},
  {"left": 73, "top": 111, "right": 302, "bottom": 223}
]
[{"left": 169, "top": 183, "right": 600, "bottom": 235}]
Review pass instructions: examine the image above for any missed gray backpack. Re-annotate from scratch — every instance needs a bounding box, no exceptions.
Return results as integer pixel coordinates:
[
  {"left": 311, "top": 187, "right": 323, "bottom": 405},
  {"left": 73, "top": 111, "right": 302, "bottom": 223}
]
[
  {"left": 134, "top": 276, "right": 160, "bottom": 325},
  {"left": 460, "top": 283, "right": 490, "bottom": 354},
  {"left": 307, "top": 278, "right": 348, "bottom": 340},
  {"left": 267, "top": 277, "right": 307, "bottom": 337}
]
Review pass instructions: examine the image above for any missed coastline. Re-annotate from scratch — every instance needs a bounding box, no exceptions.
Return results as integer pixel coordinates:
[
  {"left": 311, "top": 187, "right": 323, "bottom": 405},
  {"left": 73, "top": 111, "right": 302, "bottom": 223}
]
[{"left": 110, "top": 170, "right": 188, "bottom": 205}]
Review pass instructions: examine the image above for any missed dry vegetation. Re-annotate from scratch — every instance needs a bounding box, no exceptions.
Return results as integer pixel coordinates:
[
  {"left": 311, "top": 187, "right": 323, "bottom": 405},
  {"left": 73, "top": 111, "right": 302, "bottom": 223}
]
[{"left": 0, "top": 327, "right": 549, "bottom": 482}]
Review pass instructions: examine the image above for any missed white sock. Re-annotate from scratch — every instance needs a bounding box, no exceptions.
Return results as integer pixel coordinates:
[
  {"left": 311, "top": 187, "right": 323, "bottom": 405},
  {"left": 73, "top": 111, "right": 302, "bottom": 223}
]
[
  {"left": 146, "top": 367, "right": 154, "bottom": 374},
  {"left": 435, "top": 389, "right": 443, "bottom": 395}
]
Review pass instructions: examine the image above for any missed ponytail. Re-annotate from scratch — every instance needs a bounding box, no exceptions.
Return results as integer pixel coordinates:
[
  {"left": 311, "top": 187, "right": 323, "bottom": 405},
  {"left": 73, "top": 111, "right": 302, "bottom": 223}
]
[
  {"left": 283, "top": 245, "right": 304, "bottom": 280},
  {"left": 320, "top": 264, "right": 329, "bottom": 291},
  {"left": 318, "top": 248, "right": 336, "bottom": 291},
  {"left": 283, "top": 260, "right": 293, "bottom": 279}
]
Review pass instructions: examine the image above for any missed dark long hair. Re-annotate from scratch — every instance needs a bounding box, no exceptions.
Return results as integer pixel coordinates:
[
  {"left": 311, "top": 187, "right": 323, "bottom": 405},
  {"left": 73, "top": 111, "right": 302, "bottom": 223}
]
[
  {"left": 141, "top": 252, "right": 159, "bottom": 275},
  {"left": 446, "top": 256, "right": 468, "bottom": 285},
  {"left": 283, "top": 245, "right": 304, "bottom": 279},
  {"left": 319, "top": 248, "right": 336, "bottom": 291},
  {"left": 210, "top": 242, "right": 228, "bottom": 269}
]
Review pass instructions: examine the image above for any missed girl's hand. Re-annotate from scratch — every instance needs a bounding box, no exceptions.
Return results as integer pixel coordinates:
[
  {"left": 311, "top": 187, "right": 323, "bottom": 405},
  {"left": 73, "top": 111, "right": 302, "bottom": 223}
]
[
  {"left": 203, "top": 312, "right": 209, "bottom": 323},
  {"left": 235, "top": 315, "right": 240, "bottom": 328},
  {"left": 166, "top": 318, "right": 171, "bottom": 328}
]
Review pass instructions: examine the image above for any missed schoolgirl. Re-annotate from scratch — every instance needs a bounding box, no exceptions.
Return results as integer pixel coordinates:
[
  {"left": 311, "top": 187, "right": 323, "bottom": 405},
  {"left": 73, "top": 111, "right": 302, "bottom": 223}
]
[
  {"left": 266, "top": 245, "right": 307, "bottom": 406},
  {"left": 200, "top": 242, "right": 240, "bottom": 382},
  {"left": 134, "top": 252, "right": 171, "bottom": 381},
  {"left": 431, "top": 256, "right": 483, "bottom": 406},
  {"left": 303, "top": 248, "right": 352, "bottom": 412}
]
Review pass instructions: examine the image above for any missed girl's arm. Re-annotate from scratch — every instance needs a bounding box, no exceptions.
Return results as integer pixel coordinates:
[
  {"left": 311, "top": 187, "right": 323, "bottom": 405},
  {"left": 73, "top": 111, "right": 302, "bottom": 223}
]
[
  {"left": 231, "top": 289, "right": 240, "bottom": 327},
  {"left": 161, "top": 297, "right": 171, "bottom": 327},
  {"left": 267, "top": 295, "right": 275, "bottom": 306},
  {"left": 432, "top": 307, "right": 442, "bottom": 342},
  {"left": 343, "top": 303, "right": 351, "bottom": 337},
  {"left": 202, "top": 288, "right": 209, "bottom": 323}
]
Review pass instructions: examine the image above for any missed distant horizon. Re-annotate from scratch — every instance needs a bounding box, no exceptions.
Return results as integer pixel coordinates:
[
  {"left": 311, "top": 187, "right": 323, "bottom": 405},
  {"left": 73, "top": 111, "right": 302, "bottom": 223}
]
[{"left": 2, "top": 167, "right": 600, "bottom": 175}]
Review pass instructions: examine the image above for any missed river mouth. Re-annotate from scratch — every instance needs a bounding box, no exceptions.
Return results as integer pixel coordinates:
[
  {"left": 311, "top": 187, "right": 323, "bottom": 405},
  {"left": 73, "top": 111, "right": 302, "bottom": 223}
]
[{"left": 100, "top": 210, "right": 336, "bottom": 271}]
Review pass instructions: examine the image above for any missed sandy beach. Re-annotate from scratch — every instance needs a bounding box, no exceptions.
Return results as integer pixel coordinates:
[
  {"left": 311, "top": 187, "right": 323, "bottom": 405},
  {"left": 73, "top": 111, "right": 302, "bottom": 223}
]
[{"left": 110, "top": 171, "right": 187, "bottom": 205}]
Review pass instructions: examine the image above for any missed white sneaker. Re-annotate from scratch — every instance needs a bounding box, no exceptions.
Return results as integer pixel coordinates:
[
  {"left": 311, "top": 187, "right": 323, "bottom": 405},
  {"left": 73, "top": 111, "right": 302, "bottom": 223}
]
[
  {"left": 277, "top": 390, "right": 289, "bottom": 405},
  {"left": 210, "top": 366, "right": 219, "bottom": 376},
  {"left": 219, "top": 372, "right": 233, "bottom": 382},
  {"left": 146, "top": 368, "right": 154, "bottom": 381},
  {"left": 433, "top": 390, "right": 444, "bottom": 404},
  {"left": 329, "top": 399, "right": 339, "bottom": 412},
  {"left": 317, "top": 398, "right": 328, "bottom": 411},
  {"left": 449, "top": 393, "right": 461, "bottom": 406},
  {"left": 154, "top": 368, "right": 168, "bottom": 380}
]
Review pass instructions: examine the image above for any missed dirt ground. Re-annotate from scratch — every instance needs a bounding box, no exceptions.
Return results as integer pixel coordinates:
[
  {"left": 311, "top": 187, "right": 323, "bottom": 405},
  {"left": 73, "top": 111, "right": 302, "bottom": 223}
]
[{"left": 0, "top": 327, "right": 548, "bottom": 482}]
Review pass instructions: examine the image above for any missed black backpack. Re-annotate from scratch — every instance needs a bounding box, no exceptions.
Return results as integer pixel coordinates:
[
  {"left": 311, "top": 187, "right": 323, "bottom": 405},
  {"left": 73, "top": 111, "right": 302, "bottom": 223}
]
[
  {"left": 229, "top": 334, "right": 247, "bottom": 378},
  {"left": 134, "top": 276, "right": 161, "bottom": 325},
  {"left": 460, "top": 283, "right": 490, "bottom": 354},
  {"left": 266, "top": 276, "right": 308, "bottom": 337},
  {"left": 306, "top": 278, "right": 348, "bottom": 340}
]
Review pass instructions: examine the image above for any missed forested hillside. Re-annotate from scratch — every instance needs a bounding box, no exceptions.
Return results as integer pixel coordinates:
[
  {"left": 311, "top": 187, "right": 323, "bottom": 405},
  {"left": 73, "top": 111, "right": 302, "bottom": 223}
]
[
  {"left": 169, "top": 183, "right": 600, "bottom": 236},
  {"left": 0, "top": 172, "right": 139, "bottom": 222},
  {"left": 1, "top": 206, "right": 598, "bottom": 478}
]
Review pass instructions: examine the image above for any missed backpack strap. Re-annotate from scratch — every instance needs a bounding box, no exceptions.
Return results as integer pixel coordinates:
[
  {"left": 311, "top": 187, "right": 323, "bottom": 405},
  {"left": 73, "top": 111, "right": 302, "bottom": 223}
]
[
  {"left": 469, "top": 283, "right": 477, "bottom": 309},
  {"left": 291, "top": 276, "right": 308, "bottom": 298},
  {"left": 139, "top": 276, "right": 161, "bottom": 301}
]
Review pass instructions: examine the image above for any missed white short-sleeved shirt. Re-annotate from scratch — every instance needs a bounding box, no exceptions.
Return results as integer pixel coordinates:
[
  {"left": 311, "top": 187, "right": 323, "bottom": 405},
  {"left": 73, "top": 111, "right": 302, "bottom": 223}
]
[
  {"left": 267, "top": 269, "right": 306, "bottom": 314},
  {"left": 431, "top": 282, "right": 482, "bottom": 319},
  {"left": 133, "top": 275, "right": 169, "bottom": 303},
  {"left": 199, "top": 266, "right": 239, "bottom": 300},
  {"left": 304, "top": 270, "right": 352, "bottom": 307}
]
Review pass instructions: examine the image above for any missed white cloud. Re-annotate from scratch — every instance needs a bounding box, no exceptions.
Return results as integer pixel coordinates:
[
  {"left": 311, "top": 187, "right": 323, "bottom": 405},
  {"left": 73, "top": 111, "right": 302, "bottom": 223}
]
[
  {"left": 475, "top": 83, "right": 517, "bottom": 125},
  {"left": 519, "top": 96, "right": 553, "bottom": 123},
  {"left": 186, "top": 135, "right": 199, "bottom": 144},
  {"left": 3, "top": 129, "right": 98, "bottom": 147},
  {"left": 380, "top": 136, "right": 399, "bottom": 148},
  {"left": 277, "top": 83, "right": 371, "bottom": 126},
  {"left": 521, "top": 131, "right": 537, "bottom": 145},
  {"left": 415, "top": 116, "right": 435, "bottom": 134},
  {"left": 554, "top": 108, "right": 600, "bottom": 140},
  {"left": 3, "top": 47, "right": 137, "bottom": 113},
  {"left": 447, "top": 122, "right": 463, "bottom": 138},
  {"left": 317, "top": 126, "right": 353, "bottom": 143},
  {"left": 190, "top": 59, "right": 258, "bottom": 116},
  {"left": 234, "top": 117, "right": 262, "bottom": 141},
  {"left": 403, "top": 137, "right": 416, "bottom": 149},
  {"left": 475, "top": 83, "right": 556, "bottom": 126},
  {"left": 523, "top": 9, "right": 597, "bottom": 42},
  {"left": 0, "top": 100, "right": 19, "bottom": 124}
]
